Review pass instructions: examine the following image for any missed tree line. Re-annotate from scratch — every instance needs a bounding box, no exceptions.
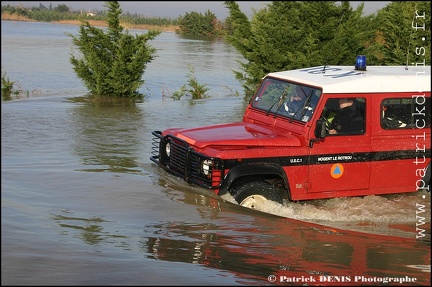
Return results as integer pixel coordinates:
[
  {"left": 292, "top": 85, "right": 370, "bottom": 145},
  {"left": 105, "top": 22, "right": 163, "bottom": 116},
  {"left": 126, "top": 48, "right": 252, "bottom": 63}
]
[
  {"left": 1, "top": 2, "right": 224, "bottom": 36},
  {"left": 1, "top": 1, "right": 430, "bottom": 99},
  {"left": 1, "top": 3, "right": 178, "bottom": 27},
  {"left": 224, "top": 1, "right": 431, "bottom": 96}
]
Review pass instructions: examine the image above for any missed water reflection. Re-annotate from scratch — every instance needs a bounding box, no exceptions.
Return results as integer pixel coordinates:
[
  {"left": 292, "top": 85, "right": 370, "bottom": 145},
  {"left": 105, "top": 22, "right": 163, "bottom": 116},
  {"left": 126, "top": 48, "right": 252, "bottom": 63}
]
[
  {"left": 141, "top": 213, "right": 431, "bottom": 285},
  {"left": 69, "top": 96, "right": 144, "bottom": 173},
  {"left": 51, "top": 210, "right": 127, "bottom": 246},
  {"left": 139, "top": 175, "right": 431, "bottom": 285}
]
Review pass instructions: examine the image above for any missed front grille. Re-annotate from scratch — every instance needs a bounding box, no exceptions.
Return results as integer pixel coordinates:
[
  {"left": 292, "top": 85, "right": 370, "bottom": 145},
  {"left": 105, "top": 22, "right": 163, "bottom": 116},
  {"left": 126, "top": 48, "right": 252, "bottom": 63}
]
[
  {"left": 150, "top": 131, "right": 223, "bottom": 189},
  {"left": 169, "top": 137, "right": 189, "bottom": 176}
]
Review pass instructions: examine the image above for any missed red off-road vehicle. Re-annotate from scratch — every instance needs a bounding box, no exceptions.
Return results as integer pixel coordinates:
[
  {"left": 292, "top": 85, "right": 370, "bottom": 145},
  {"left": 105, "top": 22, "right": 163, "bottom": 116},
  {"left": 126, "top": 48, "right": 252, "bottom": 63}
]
[{"left": 151, "top": 62, "right": 431, "bottom": 209}]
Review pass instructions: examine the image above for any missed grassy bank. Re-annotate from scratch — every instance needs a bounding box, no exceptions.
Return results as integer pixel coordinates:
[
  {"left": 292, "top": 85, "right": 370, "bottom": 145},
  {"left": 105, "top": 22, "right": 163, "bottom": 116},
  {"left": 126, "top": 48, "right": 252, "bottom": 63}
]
[{"left": 1, "top": 12, "right": 179, "bottom": 32}]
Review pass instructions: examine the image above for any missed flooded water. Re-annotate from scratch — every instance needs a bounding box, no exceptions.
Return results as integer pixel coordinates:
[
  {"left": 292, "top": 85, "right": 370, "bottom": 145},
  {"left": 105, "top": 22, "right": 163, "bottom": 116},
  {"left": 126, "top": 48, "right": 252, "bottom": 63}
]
[{"left": 1, "top": 20, "right": 430, "bottom": 285}]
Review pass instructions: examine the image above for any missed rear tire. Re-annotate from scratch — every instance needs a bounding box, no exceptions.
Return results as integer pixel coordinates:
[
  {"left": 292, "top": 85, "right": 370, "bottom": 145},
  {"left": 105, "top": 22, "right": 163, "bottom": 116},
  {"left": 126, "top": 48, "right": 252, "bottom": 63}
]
[{"left": 233, "top": 181, "right": 283, "bottom": 209}]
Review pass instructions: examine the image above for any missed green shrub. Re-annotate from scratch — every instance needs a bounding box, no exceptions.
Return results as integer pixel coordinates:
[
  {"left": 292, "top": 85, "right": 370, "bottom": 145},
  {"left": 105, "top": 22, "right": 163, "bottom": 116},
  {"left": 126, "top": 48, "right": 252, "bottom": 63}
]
[
  {"left": 1, "top": 69, "right": 29, "bottom": 101},
  {"left": 68, "top": 1, "right": 160, "bottom": 98},
  {"left": 172, "top": 66, "right": 210, "bottom": 100},
  {"left": 1, "top": 69, "right": 15, "bottom": 98}
]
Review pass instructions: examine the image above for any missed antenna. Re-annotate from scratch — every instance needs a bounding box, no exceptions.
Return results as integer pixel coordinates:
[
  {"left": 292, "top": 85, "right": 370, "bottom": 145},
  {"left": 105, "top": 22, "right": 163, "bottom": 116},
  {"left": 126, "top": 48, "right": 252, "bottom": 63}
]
[{"left": 405, "top": 3, "right": 418, "bottom": 70}]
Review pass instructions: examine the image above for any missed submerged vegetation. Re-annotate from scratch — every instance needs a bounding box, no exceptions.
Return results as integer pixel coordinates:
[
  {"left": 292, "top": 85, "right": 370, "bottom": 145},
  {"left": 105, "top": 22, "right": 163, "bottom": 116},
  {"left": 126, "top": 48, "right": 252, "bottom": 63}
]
[
  {"left": 170, "top": 66, "right": 210, "bottom": 100},
  {"left": 1, "top": 68, "right": 29, "bottom": 101}
]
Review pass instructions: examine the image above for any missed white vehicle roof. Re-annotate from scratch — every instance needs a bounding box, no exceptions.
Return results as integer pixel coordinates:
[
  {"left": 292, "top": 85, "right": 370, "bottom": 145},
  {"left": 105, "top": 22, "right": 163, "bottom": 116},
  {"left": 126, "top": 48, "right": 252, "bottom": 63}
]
[{"left": 267, "top": 65, "right": 431, "bottom": 94}]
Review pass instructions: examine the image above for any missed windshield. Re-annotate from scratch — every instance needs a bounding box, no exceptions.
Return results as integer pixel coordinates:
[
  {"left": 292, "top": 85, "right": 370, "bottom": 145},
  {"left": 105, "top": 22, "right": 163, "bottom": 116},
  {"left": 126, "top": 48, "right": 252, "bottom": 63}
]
[{"left": 251, "top": 77, "right": 322, "bottom": 122}]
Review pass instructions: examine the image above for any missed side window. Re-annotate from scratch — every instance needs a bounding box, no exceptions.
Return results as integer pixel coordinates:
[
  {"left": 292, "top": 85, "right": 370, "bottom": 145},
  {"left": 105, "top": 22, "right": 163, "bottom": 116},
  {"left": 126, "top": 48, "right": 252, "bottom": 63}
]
[
  {"left": 322, "top": 97, "right": 366, "bottom": 135},
  {"left": 380, "top": 97, "right": 431, "bottom": 129}
]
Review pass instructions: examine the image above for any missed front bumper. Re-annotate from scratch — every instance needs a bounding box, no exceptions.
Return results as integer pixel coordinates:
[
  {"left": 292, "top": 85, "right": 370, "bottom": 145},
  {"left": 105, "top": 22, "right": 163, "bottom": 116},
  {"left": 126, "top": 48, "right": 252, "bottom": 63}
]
[{"left": 150, "top": 131, "right": 224, "bottom": 189}]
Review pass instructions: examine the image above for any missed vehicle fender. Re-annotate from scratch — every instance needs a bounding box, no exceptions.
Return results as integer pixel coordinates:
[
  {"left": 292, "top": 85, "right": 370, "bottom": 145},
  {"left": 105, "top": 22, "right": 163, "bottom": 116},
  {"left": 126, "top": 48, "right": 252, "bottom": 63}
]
[{"left": 218, "top": 162, "right": 289, "bottom": 196}]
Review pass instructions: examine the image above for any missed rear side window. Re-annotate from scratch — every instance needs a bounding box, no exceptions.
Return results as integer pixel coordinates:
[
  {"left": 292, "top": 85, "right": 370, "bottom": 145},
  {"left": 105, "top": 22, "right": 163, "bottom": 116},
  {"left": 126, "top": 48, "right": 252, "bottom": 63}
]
[{"left": 380, "top": 97, "right": 431, "bottom": 129}]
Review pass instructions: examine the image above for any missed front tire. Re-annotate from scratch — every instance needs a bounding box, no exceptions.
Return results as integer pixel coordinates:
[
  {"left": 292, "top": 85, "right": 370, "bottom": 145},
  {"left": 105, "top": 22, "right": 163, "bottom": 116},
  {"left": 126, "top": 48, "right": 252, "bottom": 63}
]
[{"left": 233, "top": 181, "right": 283, "bottom": 209}]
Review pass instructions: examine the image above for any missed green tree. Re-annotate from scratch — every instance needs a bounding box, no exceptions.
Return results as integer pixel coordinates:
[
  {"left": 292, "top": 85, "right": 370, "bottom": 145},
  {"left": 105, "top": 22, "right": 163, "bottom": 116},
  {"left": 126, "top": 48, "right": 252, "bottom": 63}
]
[
  {"left": 367, "top": 1, "right": 431, "bottom": 66},
  {"left": 177, "top": 10, "right": 222, "bottom": 37},
  {"left": 68, "top": 1, "right": 161, "bottom": 97},
  {"left": 54, "top": 4, "right": 70, "bottom": 13},
  {"left": 224, "top": 1, "right": 377, "bottom": 97}
]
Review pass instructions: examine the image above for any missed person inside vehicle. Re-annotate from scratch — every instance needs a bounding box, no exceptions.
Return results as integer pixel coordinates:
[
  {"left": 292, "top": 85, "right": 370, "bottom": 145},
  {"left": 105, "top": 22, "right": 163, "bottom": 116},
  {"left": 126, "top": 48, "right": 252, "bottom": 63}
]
[
  {"left": 283, "top": 85, "right": 315, "bottom": 121},
  {"left": 284, "top": 85, "right": 307, "bottom": 114},
  {"left": 328, "top": 98, "right": 364, "bottom": 135}
]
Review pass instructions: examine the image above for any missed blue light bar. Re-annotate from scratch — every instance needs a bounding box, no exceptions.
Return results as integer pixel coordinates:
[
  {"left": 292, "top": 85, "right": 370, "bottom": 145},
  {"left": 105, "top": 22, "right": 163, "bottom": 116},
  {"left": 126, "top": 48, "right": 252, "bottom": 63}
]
[{"left": 355, "top": 55, "right": 366, "bottom": 71}]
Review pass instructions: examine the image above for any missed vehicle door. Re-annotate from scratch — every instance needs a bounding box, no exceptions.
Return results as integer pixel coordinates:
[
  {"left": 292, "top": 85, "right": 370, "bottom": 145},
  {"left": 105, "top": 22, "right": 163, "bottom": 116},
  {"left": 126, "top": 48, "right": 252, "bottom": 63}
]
[{"left": 307, "top": 95, "right": 371, "bottom": 193}]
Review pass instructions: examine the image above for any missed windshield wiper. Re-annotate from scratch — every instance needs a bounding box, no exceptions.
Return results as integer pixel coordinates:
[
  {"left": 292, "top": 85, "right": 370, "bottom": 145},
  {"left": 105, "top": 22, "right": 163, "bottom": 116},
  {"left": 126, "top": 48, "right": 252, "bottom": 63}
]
[
  {"left": 266, "top": 87, "right": 288, "bottom": 116},
  {"left": 289, "top": 88, "right": 314, "bottom": 122}
]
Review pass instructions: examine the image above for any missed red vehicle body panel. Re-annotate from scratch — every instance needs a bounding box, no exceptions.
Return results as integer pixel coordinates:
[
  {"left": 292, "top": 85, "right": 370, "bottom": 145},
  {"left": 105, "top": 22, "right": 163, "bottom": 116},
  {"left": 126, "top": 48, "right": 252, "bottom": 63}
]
[{"left": 151, "top": 65, "right": 431, "bottom": 202}]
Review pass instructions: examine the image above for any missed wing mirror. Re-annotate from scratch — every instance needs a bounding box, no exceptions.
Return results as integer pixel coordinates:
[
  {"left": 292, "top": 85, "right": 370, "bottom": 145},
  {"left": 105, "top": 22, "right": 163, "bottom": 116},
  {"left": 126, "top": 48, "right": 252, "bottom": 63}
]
[{"left": 314, "top": 119, "right": 327, "bottom": 138}]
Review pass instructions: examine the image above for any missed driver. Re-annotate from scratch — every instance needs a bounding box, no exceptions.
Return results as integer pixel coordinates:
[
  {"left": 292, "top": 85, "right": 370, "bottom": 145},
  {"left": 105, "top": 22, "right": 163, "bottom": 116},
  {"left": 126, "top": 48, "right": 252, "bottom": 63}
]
[{"left": 283, "top": 85, "right": 314, "bottom": 121}]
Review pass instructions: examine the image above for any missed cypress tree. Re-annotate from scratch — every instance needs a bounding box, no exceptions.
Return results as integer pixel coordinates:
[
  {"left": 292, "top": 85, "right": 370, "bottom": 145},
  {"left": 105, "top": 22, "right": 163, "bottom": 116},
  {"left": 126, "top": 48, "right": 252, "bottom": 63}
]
[
  {"left": 224, "top": 1, "right": 376, "bottom": 97},
  {"left": 369, "top": 1, "right": 431, "bottom": 66},
  {"left": 68, "top": 1, "right": 161, "bottom": 97}
]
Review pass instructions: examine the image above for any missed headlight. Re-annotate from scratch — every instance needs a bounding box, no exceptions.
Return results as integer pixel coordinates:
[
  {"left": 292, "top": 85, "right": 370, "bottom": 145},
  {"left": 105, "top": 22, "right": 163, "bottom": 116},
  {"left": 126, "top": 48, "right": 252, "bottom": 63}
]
[
  {"left": 165, "top": 142, "right": 171, "bottom": 157},
  {"left": 202, "top": 159, "right": 212, "bottom": 177}
]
